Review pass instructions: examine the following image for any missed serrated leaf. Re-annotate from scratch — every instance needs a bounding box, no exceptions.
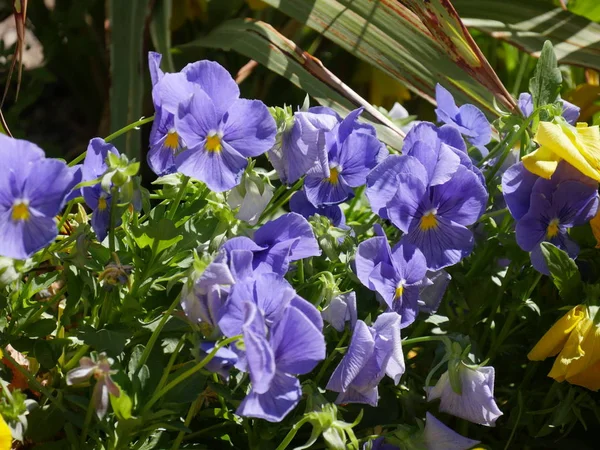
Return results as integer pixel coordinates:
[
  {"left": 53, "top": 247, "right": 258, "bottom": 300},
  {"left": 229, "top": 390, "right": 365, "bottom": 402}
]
[
  {"left": 529, "top": 41, "right": 562, "bottom": 113},
  {"left": 540, "top": 242, "right": 581, "bottom": 299}
]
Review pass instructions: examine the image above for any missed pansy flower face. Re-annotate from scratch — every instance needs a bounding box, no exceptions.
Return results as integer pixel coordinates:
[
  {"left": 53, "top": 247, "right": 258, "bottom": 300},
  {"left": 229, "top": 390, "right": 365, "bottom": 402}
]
[
  {"left": 81, "top": 138, "right": 120, "bottom": 242},
  {"left": 0, "top": 135, "right": 75, "bottom": 259},
  {"left": 304, "top": 108, "right": 386, "bottom": 207},
  {"left": 150, "top": 54, "right": 277, "bottom": 191}
]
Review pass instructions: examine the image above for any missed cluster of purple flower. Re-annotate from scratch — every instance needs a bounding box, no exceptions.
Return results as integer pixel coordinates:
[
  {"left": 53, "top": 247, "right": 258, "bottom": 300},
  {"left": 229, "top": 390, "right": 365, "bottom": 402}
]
[{"left": 182, "top": 212, "right": 325, "bottom": 422}]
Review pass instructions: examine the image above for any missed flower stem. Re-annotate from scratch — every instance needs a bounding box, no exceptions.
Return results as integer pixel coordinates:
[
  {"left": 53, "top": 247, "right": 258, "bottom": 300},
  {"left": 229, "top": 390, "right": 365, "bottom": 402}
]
[
  {"left": 141, "top": 335, "right": 242, "bottom": 414},
  {"left": 134, "top": 295, "right": 181, "bottom": 379},
  {"left": 69, "top": 115, "right": 155, "bottom": 167},
  {"left": 109, "top": 187, "right": 119, "bottom": 253},
  {"left": 80, "top": 392, "right": 96, "bottom": 446},
  {"left": 167, "top": 175, "right": 190, "bottom": 220},
  {"left": 401, "top": 335, "right": 451, "bottom": 347},
  {"left": 274, "top": 416, "right": 311, "bottom": 450},
  {"left": 315, "top": 329, "right": 349, "bottom": 385},
  {"left": 259, "top": 178, "right": 303, "bottom": 223}
]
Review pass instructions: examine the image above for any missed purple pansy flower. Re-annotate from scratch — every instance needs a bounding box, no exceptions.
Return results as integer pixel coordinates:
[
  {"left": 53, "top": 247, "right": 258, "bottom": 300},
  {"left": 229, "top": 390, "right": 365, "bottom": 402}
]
[
  {"left": 367, "top": 155, "right": 488, "bottom": 270},
  {"left": 426, "top": 365, "right": 503, "bottom": 427},
  {"left": 321, "top": 291, "right": 357, "bottom": 332},
  {"left": 326, "top": 313, "right": 404, "bottom": 406},
  {"left": 422, "top": 412, "right": 481, "bottom": 450},
  {"left": 0, "top": 135, "right": 75, "bottom": 259},
  {"left": 218, "top": 274, "right": 325, "bottom": 422},
  {"left": 180, "top": 251, "right": 235, "bottom": 330},
  {"left": 435, "top": 84, "right": 491, "bottom": 147},
  {"left": 419, "top": 270, "right": 451, "bottom": 314},
  {"left": 81, "top": 138, "right": 120, "bottom": 242},
  {"left": 363, "top": 437, "right": 399, "bottom": 450},
  {"left": 151, "top": 55, "right": 276, "bottom": 191},
  {"left": 221, "top": 212, "right": 320, "bottom": 277},
  {"left": 355, "top": 233, "right": 427, "bottom": 327},
  {"left": 518, "top": 92, "right": 580, "bottom": 125},
  {"left": 304, "top": 108, "right": 386, "bottom": 207},
  {"left": 503, "top": 161, "right": 599, "bottom": 274},
  {"left": 269, "top": 108, "right": 339, "bottom": 184},
  {"left": 290, "top": 190, "right": 346, "bottom": 228}
]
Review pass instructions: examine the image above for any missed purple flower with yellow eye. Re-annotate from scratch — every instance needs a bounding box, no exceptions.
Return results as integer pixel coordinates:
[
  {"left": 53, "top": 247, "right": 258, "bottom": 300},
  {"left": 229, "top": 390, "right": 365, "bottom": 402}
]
[
  {"left": 502, "top": 161, "right": 598, "bottom": 274},
  {"left": 0, "top": 135, "right": 75, "bottom": 259},
  {"left": 304, "top": 108, "right": 386, "bottom": 207},
  {"left": 367, "top": 155, "right": 488, "bottom": 270},
  {"left": 355, "top": 232, "right": 427, "bottom": 327},
  {"left": 326, "top": 313, "right": 404, "bottom": 406},
  {"left": 81, "top": 138, "right": 120, "bottom": 242},
  {"left": 435, "top": 84, "right": 491, "bottom": 147},
  {"left": 150, "top": 55, "right": 276, "bottom": 191}
]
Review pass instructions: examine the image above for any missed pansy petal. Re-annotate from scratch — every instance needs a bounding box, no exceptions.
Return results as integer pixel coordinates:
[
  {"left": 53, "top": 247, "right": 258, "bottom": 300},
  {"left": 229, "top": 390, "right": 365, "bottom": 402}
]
[
  {"left": 148, "top": 51, "right": 164, "bottom": 86},
  {"left": 174, "top": 85, "right": 220, "bottom": 151},
  {"left": 326, "top": 320, "right": 374, "bottom": 392},
  {"left": 304, "top": 173, "right": 354, "bottom": 206},
  {"left": 435, "top": 84, "right": 459, "bottom": 123},
  {"left": 291, "top": 295, "right": 324, "bottom": 331},
  {"left": 335, "top": 386, "right": 379, "bottom": 407},
  {"left": 369, "top": 262, "right": 400, "bottom": 308},
  {"left": 26, "top": 159, "right": 75, "bottom": 216},
  {"left": 175, "top": 141, "right": 247, "bottom": 192},
  {"left": 405, "top": 217, "right": 474, "bottom": 271},
  {"left": 423, "top": 412, "right": 481, "bottom": 450},
  {"left": 390, "top": 242, "right": 428, "bottom": 284},
  {"left": 336, "top": 132, "right": 381, "bottom": 187},
  {"left": 222, "top": 99, "right": 276, "bottom": 158},
  {"left": 254, "top": 212, "right": 320, "bottom": 261},
  {"left": 419, "top": 270, "right": 451, "bottom": 314},
  {"left": 518, "top": 93, "right": 533, "bottom": 117},
  {"left": 355, "top": 236, "right": 393, "bottom": 289},
  {"left": 182, "top": 60, "right": 240, "bottom": 117},
  {"left": 561, "top": 99, "right": 580, "bottom": 125},
  {"left": 387, "top": 173, "right": 427, "bottom": 232},
  {"left": 0, "top": 212, "right": 57, "bottom": 259},
  {"left": 501, "top": 162, "right": 539, "bottom": 221},
  {"left": 408, "top": 140, "right": 460, "bottom": 187},
  {"left": 272, "top": 305, "right": 325, "bottom": 374},
  {"left": 151, "top": 72, "right": 195, "bottom": 114},
  {"left": 372, "top": 312, "right": 405, "bottom": 384},
  {"left": 82, "top": 138, "right": 119, "bottom": 181},
  {"left": 457, "top": 104, "right": 491, "bottom": 146},
  {"left": 243, "top": 303, "right": 275, "bottom": 394},
  {"left": 236, "top": 371, "right": 301, "bottom": 422}
]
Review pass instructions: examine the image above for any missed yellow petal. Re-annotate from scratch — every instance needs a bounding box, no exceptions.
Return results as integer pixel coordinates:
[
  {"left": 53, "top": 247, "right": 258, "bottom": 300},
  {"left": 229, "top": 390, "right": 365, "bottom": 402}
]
[
  {"left": 566, "top": 359, "right": 600, "bottom": 391},
  {"left": 528, "top": 305, "right": 586, "bottom": 361},
  {"left": 565, "top": 317, "right": 600, "bottom": 379},
  {"left": 522, "top": 145, "right": 561, "bottom": 179},
  {"left": 548, "top": 318, "right": 591, "bottom": 382},
  {"left": 532, "top": 121, "right": 600, "bottom": 182},
  {"left": 0, "top": 415, "right": 11, "bottom": 450}
]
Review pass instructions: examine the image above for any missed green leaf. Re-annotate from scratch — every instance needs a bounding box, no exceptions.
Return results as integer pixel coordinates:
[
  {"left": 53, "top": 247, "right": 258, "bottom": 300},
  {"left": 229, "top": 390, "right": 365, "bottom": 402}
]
[
  {"left": 529, "top": 41, "right": 562, "bottom": 112},
  {"left": 108, "top": 0, "right": 151, "bottom": 158},
  {"left": 131, "top": 218, "right": 183, "bottom": 254},
  {"left": 149, "top": 0, "right": 175, "bottom": 73},
  {"left": 540, "top": 242, "right": 582, "bottom": 299},
  {"left": 78, "top": 326, "right": 129, "bottom": 356},
  {"left": 456, "top": 0, "right": 600, "bottom": 73}
]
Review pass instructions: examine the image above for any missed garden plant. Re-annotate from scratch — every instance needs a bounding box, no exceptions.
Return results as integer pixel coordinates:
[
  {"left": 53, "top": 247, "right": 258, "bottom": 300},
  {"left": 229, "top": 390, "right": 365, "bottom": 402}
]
[{"left": 1, "top": 0, "right": 600, "bottom": 449}]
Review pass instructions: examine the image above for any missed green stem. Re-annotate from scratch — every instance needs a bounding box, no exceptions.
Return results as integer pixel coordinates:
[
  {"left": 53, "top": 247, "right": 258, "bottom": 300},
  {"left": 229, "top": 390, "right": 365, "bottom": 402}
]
[
  {"left": 134, "top": 295, "right": 181, "bottom": 379},
  {"left": 109, "top": 188, "right": 119, "bottom": 253},
  {"left": 401, "top": 335, "right": 451, "bottom": 347},
  {"left": 69, "top": 115, "right": 155, "bottom": 167},
  {"left": 171, "top": 397, "right": 200, "bottom": 450},
  {"left": 259, "top": 178, "right": 303, "bottom": 222},
  {"left": 154, "top": 335, "right": 187, "bottom": 397},
  {"left": 511, "top": 53, "right": 530, "bottom": 98},
  {"left": 478, "top": 208, "right": 508, "bottom": 223},
  {"left": 105, "top": 115, "right": 155, "bottom": 143},
  {"left": 315, "top": 329, "right": 348, "bottom": 385},
  {"left": 57, "top": 202, "right": 74, "bottom": 232},
  {"left": 274, "top": 416, "right": 312, "bottom": 450},
  {"left": 167, "top": 176, "right": 190, "bottom": 220},
  {"left": 63, "top": 345, "right": 91, "bottom": 372},
  {"left": 80, "top": 392, "right": 96, "bottom": 446},
  {"left": 141, "top": 335, "right": 242, "bottom": 414}
]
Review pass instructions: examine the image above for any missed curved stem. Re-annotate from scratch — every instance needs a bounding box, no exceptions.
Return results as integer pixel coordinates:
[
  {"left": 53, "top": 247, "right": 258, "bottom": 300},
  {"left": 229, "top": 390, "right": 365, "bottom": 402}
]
[
  {"left": 167, "top": 175, "right": 190, "bottom": 220},
  {"left": 401, "top": 335, "right": 451, "bottom": 347},
  {"left": 274, "top": 416, "right": 312, "bottom": 450},
  {"left": 314, "top": 329, "right": 348, "bottom": 385},
  {"left": 141, "top": 335, "right": 242, "bottom": 414}
]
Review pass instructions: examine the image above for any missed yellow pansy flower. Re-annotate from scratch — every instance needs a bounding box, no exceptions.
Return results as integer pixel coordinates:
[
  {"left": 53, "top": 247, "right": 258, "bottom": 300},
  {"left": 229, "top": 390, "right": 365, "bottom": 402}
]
[
  {"left": 528, "top": 305, "right": 600, "bottom": 391},
  {"left": 523, "top": 121, "right": 600, "bottom": 181},
  {"left": 0, "top": 414, "right": 11, "bottom": 450}
]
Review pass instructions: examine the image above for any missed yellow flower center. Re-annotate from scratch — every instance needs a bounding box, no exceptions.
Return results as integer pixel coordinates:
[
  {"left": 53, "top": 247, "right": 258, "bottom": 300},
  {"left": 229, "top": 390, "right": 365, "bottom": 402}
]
[
  {"left": 164, "top": 130, "right": 179, "bottom": 150},
  {"left": 205, "top": 134, "right": 222, "bottom": 153},
  {"left": 328, "top": 167, "right": 340, "bottom": 185},
  {"left": 395, "top": 284, "right": 404, "bottom": 299},
  {"left": 12, "top": 201, "right": 30, "bottom": 221},
  {"left": 547, "top": 218, "right": 560, "bottom": 238},
  {"left": 420, "top": 210, "right": 438, "bottom": 231},
  {"left": 98, "top": 197, "right": 108, "bottom": 211}
]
